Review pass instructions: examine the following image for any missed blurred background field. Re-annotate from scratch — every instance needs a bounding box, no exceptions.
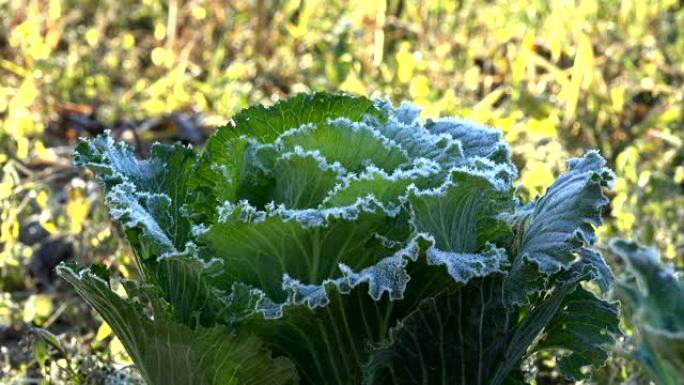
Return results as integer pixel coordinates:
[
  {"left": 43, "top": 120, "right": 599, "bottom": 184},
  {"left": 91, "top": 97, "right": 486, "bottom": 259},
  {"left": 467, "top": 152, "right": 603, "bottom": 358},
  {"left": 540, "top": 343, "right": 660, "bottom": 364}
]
[{"left": 0, "top": 0, "right": 682, "bottom": 383}]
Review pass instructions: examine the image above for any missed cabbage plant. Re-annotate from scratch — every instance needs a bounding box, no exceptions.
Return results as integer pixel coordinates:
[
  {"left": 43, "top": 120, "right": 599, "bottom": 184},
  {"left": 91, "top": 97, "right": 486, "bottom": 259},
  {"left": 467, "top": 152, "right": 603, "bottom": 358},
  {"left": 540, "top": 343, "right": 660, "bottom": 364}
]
[
  {"left": 610, "top": 239, "right": 684, "bottom": 385},
  {"left": 58, "top": 93, "right": 620, "bottom": 385}
]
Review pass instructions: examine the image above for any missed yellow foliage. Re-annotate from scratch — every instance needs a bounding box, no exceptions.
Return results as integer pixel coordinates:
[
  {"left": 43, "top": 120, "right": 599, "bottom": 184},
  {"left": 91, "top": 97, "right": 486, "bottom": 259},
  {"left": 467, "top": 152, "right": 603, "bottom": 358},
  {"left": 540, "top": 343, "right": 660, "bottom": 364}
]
[
  {"left": 395, "top": 43, "right": 416, "bottom": 84},
  {"left": 22, "top": 295, "right": 53, "bottom": 325},
  {"left": 409, "top": 75, "right": 430, "bottom": 100},
  {"left": 528, "top": 117, "right": 559, "bottom": 138},
  {"left": 562, "top": 32, "right": 594, "bottom": 122},
  {"left": 33, "top": 140, "right": 57, "bottom": 162},
  {"left": 0, "top": 171, "right": 15, "bottom": 202},
  {"left": 109, "top": 337, "right": 133, "bottom": 364},
  {"left": 340, "top": 73, "right": 367, "bottom": 95},
  {"left": 520, "top": 162, "right": 556, "bottom": 197},
  {"left": 674, "top": 166, "right": 684, "bottom": 184},
  {"left": 151, "top": 46, "right": 175, "bottom": 68},
  {"left": 192, "top": 6, "right": 207, "bottom": 20},
  {"left": 48, "top": 0, "right": 61, "bottom": 20},
  {"left": 511, "top": 32, "right": 535, "bottom": 84},
  {"left": 154, "top": 23, "right": 166, "bottom": 41},
  {"left": 95, "top": 321, "right": 113, "bottom": 342},
  {"left": 67, "top": 188, "right": 89, "bottom": 234}
]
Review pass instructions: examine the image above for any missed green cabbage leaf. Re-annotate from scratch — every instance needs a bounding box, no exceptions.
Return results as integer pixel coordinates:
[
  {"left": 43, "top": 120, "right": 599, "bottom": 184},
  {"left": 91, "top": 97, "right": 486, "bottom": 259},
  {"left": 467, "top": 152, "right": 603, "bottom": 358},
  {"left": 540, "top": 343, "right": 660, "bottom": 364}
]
[{"left": 610, "top": 239, "right": 684, "bottom": 385}]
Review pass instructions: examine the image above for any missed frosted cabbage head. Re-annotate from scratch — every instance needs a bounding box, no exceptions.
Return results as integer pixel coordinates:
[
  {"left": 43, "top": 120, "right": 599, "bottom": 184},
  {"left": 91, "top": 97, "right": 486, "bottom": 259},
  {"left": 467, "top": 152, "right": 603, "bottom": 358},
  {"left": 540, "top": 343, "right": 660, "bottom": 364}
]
[{"left": 59, "top": 93, "right": 620, "bottom": 385}]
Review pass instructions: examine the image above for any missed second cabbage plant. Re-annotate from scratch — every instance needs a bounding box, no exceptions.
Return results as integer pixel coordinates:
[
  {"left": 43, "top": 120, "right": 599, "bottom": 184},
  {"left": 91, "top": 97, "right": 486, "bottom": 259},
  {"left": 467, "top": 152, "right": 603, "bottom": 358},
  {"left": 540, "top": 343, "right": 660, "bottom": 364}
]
[{"left": 58, "top": 93, "right": 620, "bottom": 385}]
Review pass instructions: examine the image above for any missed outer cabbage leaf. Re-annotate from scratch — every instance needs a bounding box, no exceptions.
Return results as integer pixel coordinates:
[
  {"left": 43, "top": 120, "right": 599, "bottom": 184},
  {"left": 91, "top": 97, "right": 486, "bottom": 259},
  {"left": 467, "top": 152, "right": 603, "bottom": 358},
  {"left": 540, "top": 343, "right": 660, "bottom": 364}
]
[
  {"left": 505, "top": 151, "right": 614, "bottom": 306},
  {"left": 56, "top": 264, "right": 296, "bottom": 385},
  {"left": 74, "top": 136, "right": 196, "bottom": 257},
  {"left": 73, "top": 136, "right": 228, "bottom": 327},
  {"left": 610, "top": 239, "right": 684, "bottom": 385},
  {"left": 363, "top": 278, "right": 514, "bottom": 385},
  {"left": 532, "top": 286, "right": 620, "bottom": 381},
  {"left": 364, "top": 265, "right": 619, "bottom": 385},
  {"left": 153, "top": 246, "right": 227, "bottom": 326}
]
